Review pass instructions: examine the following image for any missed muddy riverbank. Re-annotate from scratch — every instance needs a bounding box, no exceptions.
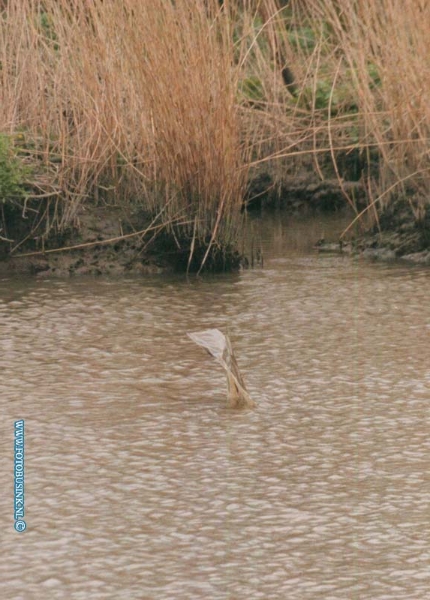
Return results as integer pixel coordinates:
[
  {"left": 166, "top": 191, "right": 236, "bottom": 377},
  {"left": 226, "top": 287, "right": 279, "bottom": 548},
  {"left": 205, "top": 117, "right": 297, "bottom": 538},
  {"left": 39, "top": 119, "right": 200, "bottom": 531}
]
[
  {"left": 1, "top": 202, "right": 244, "bottom": 278},
  {"left": 1, "top": 176, "right": 429, "bottom": 277},
  {"left": 356, "top": 199, "right": 430, "bottom": 265},
  {"left": 0, "top": 206, "right": 169, "bottom": 278},
  {"left": 247, "top": 175, "right": 430, "bottom": 265}
]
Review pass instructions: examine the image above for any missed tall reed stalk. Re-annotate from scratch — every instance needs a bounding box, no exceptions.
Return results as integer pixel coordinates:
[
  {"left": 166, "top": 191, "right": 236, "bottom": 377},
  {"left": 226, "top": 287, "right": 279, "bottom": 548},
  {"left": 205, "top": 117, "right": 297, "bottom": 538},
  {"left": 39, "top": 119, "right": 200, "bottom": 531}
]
[
  {"left": 239, "top": 0, "right": 430, "bottom": 223},
  {"left": 1, "top": 0, "right": 429, "bottom": 263},
  {"left": 0, "top": 0, "right": 246, "bottom": 265}
]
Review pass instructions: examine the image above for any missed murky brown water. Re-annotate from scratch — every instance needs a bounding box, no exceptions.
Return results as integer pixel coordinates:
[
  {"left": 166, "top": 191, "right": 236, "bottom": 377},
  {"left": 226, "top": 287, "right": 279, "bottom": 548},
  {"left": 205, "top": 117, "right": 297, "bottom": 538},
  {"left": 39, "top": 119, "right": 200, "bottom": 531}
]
[{"left": 1, "top": 212, "right": 429, "bottom": 599}]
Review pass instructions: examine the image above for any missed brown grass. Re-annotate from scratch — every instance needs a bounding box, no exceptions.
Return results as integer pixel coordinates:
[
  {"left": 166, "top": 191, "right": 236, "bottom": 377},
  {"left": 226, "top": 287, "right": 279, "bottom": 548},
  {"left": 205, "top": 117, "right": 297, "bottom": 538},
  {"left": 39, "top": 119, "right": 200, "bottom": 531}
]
[
  {"left": 239, "top": 0, "right": 430, "bottom": 223},
  {"left": 0, "top": 0, "right": 246, "bottom": 263},
  {"left": 1, "top": 0, "right": 429, "bottom": 263}
]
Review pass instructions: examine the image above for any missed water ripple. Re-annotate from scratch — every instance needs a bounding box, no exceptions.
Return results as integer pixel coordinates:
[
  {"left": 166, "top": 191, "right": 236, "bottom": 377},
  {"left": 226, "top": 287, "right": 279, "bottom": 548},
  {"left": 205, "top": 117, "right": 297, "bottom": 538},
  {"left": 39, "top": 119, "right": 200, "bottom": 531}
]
[{"left": 1, "top": 215, "right": 430, "bottom": 599}]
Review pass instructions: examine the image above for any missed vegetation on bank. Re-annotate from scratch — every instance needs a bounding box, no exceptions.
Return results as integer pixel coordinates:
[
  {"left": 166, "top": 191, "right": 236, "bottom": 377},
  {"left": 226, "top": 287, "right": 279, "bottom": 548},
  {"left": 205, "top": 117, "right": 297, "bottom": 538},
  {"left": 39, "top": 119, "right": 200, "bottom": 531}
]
[{"left": 0, "top": 0, "right": 429, "bottom": 271}]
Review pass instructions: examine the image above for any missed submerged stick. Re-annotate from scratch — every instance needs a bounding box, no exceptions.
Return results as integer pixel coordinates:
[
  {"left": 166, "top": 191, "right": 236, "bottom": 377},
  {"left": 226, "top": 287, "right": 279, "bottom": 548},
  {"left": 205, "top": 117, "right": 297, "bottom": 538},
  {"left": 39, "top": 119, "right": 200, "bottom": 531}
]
[{"left": 187, "top": 328, "right": 255, "bottom": 409}]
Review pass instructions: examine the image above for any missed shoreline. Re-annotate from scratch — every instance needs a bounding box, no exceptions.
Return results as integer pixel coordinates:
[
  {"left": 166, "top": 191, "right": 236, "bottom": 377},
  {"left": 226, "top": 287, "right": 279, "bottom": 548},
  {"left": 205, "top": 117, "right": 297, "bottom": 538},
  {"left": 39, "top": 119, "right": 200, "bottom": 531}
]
[{"left": 1, "top": 175, "right": 429, "bottom": 278}]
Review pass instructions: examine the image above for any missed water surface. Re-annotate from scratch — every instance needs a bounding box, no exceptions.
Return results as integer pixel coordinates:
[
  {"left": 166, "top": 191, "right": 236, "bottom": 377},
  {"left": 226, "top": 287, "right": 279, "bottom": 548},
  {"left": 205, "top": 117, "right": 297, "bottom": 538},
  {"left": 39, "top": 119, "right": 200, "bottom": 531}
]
[{"left": 1, "top": 212, "right": 429, "bottom": 599}]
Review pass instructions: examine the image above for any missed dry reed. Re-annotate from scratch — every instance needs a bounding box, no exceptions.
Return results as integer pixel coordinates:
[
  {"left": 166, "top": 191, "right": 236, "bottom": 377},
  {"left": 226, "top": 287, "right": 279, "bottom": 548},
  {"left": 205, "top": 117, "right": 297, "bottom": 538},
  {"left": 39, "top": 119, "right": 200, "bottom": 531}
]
[
  {"left": 238, "top": 0, "right": 430, "bottom": 224},
  {"left": 1, "top": 0, "right": 429, "bottom": 263},
  {"left": 0, "top": 0, "right": 246, "bottom": 266}
]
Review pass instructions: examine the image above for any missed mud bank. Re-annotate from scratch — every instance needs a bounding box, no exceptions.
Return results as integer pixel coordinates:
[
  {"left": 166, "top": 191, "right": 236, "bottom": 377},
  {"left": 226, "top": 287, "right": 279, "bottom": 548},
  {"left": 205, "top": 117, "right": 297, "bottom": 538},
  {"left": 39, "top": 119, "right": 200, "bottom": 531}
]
[
  {"left": 246, "top": 174, "right": 366, "bottom": 213},
  {"left": 1, "top": 178, "right": 429, "bottom": 277},
  {"left": 0, "top": 207, "right": 172, "bottom": 278},
  {"left": 247, "top": 173, "right": 430, "bottom": 265},
  {"left": 0, "top": 204, "right": 242, "bottom": 277},
  {"left": 354, "top": 200, "right": 430, "bottom": 265}
]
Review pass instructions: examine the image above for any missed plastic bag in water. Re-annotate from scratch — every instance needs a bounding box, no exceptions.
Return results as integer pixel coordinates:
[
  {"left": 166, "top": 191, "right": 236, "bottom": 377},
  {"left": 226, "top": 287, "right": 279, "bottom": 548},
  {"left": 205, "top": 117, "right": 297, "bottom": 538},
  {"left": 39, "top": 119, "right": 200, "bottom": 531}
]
[{"left": 187, "top": 328, "right": 255, "bottom": 408}]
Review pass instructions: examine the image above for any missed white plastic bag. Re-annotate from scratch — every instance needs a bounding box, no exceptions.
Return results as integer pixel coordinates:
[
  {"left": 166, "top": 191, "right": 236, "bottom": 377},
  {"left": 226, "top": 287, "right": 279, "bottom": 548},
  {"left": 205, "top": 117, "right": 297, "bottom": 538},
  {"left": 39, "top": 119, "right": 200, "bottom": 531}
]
[{"left": 188, "top": 329, "right": 255, "bottom": 408}]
